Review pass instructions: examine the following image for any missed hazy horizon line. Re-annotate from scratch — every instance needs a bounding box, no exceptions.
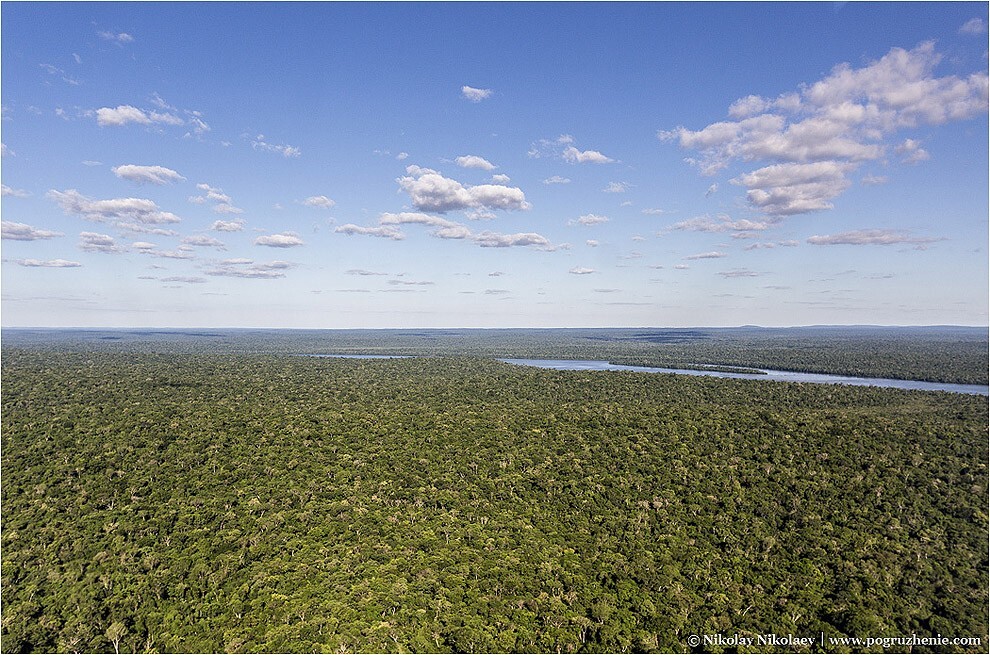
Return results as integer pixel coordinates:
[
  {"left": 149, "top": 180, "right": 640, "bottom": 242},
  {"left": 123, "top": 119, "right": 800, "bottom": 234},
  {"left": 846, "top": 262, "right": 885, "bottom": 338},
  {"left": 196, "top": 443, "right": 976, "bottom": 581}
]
[{"left": 3, "top": 324, "right": 987, "bottom": 331}]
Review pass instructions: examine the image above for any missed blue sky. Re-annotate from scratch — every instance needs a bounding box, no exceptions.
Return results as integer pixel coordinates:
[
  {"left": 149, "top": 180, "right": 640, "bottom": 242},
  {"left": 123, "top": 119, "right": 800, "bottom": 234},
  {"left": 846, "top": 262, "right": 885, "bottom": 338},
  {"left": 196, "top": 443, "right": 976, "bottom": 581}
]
[{"left": 2, "top": 2, "right": 987, "bottom": 328}]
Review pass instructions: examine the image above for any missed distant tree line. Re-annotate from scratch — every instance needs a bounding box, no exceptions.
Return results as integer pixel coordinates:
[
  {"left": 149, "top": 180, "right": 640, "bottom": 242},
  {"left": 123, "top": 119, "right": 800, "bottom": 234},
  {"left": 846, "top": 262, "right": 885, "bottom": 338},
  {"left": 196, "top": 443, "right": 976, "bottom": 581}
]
[{"left": 3, "top": 326, "right": 986, "bottom": 384}]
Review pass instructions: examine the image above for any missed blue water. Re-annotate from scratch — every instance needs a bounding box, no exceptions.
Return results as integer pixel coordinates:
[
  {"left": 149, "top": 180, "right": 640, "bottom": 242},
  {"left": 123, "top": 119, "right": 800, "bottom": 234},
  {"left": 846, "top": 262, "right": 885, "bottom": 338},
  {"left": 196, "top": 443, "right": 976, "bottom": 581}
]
[
  {"left": 299, "top": 354, "right": 988, "bottom": 395},
  {"left": 499, "top": 359, "right": 990, "bottom": 396}
]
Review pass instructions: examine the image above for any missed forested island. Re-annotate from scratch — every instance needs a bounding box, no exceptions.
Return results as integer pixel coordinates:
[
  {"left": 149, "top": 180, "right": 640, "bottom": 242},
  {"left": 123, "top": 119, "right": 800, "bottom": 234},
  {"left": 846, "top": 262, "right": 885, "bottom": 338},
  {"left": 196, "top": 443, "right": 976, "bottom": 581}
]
[{"left": 2, "top": 327, "right": 987, "bottom": 652}]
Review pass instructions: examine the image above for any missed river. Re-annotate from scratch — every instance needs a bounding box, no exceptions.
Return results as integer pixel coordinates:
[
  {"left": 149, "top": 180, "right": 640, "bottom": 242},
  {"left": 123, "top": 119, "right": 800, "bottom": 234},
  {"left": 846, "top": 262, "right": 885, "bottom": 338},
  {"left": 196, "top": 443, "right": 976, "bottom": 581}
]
[
  {"left": 300, "top": 354, "right": 988, "bottom": 395},
  {"left": 499, "top": 358, "right": 990, "bottom": 396}
]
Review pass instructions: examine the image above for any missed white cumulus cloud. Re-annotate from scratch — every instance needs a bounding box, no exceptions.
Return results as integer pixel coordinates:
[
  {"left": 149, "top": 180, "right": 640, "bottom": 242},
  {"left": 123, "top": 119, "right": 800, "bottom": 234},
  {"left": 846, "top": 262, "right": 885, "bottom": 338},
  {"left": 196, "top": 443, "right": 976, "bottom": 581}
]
[
  {"left": 49, "top": 189, "right": 181, "bottom": 225},
  {"left": 396, "top": 165, "right": 530, "bottom": 213},
  {"left": 661, "top": 41, "right": 989, "bottom": 216},
  {"left": 335, "top": 224, "right": 405, "bottom": 240},
  {"left": 960, "top": 17, "right": 987, "bottom": 34},
  {"left": 78, "top": 231, "right": 124, "bottom": 253},
  {"left": 668, "top": 214, "right": 770, "bottom": 233},
  {"left": 731, "top": 161, "right": 855, "bottom": 216},
  {"left": 95, "top": 105, "right": 183, "bottom": 128},
  {"left": 252, "top": 134, "right": 301, "bottom": 158},
  {"left": 570, "top": 213, "right": 609, "bottom": 226},
  {"left": 17, "top": 258, "right": 82, "bottom": 268},
  {"left": 191, "top": 184, "right": 244, "bottom": 215},
  {"left": 195, "top": 183, "right": 231, "bottom": 203},
  {"left": 2, "top": 221, "right": 63, "bottom": 241},
  {"left": 530, "top": 135, "right": 615, "bottom": 164},
  {"left": 181, "top": 235, "right": 226, "bottom": 249},
  {"left": 473, "top": 231, "right": 551, "bottom": 249},
  {"left": 379, "top": 212, "right": 471, "bottom": 240},
  {"left": 455, "top": 155, "right": 496, "bottom": 170},
  {"left": 98, "top": 31, "right": 134, "bottom": 44},
  {"left": 116, "top": 224, "right": 178, "bottom": 237},
  {"left": 336, "top": 206, "right": 559, "bottom": 249},
  {"left": 255, "top": 233, "right": 305, "bottom": 248},
  {"left": 603, "top": 181, "right": 631, "bottom": 193},
  {"left": 211, "top": 219, "right": 244, "bottom": 232},
  {"left": 152, "top": 250, "right": 196, "bottom": 260},
  {"left": 112, "top": 164, "right": 185, "bottom": 185},
  {"left": 2, "top": 184, "right": 30, "bottom": 198},
  {"left": 461, "top": 86, "right": 493, "bottom": 102},
  {"left": 96, "top": 105, "right": 151, "bottom": 127},
  {"left": 895, "top": 138, "right": 930, "bottom": 164},
  {"left": 563, "top": 146, "right": 614, "bottom": 164},
  {"left": 300, "top": 195, "right": 335, "bottom": 209}
]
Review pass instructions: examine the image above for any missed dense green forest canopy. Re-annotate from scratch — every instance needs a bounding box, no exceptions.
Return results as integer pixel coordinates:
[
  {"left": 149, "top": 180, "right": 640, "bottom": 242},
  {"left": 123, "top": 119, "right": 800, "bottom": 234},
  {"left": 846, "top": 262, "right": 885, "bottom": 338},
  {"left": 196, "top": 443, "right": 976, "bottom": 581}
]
[
  {"left": 2, "top": 345, "right": 987, "bottom": 653},
  {"left": 3, "top": 325, "right": 988, "bottom": 384}
]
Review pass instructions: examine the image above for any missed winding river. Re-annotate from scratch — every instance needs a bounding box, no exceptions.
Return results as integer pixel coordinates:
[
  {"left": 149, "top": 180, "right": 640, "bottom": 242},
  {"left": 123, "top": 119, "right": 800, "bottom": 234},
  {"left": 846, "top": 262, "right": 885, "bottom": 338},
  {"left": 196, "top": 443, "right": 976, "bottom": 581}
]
[
  {"left": 301, "top": 354, "right": 988, "bottom": 395},
  {"left": 499, "top": 358, "right": 989, "bottom": 396}
]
